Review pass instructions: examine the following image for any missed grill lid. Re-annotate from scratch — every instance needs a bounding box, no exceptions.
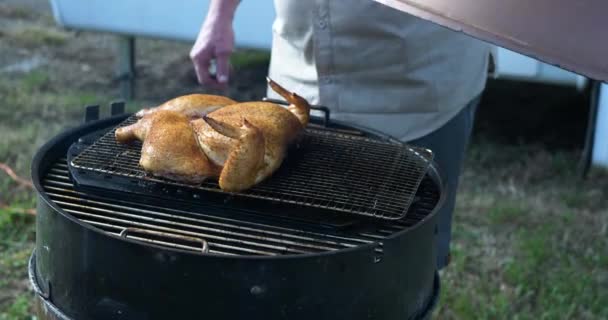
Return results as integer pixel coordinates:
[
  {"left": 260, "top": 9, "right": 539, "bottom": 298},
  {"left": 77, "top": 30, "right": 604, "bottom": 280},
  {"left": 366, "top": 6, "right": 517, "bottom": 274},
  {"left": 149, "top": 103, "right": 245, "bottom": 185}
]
[
  {"left": 374, "top": 0, "right": 608, "bottom": 82},
  {"left": 68, "top": 115, "right": 433, "bottom": 221}
]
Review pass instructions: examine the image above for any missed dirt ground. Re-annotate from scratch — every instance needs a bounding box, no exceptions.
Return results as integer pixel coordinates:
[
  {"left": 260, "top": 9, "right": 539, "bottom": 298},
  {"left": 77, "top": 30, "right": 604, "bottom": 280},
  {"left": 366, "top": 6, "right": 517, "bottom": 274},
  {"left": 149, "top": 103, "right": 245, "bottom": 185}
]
[{"left": 0, "top": 1, "right": 606, "bottom": 319}]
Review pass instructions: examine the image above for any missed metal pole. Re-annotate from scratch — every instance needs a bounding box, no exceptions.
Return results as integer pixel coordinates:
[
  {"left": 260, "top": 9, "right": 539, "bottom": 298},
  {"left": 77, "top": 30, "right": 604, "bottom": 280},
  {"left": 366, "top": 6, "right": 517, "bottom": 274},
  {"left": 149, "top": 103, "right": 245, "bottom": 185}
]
[
  {"left": 116, "top": 35, "right": 136, "bottom": 100},
  {"left": 578, "top": 81, "right": 599, "bottom": 178},
  {"left": 592, "top": 83, "right": 608, "bottom": 169}
]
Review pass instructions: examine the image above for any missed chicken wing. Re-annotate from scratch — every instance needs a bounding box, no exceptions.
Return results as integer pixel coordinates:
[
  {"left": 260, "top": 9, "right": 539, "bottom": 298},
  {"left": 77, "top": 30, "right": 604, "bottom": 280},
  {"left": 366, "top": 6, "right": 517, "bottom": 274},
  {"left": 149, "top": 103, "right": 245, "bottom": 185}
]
[{"left": 190, "top": 77, "right": 311, "bottom": 191}]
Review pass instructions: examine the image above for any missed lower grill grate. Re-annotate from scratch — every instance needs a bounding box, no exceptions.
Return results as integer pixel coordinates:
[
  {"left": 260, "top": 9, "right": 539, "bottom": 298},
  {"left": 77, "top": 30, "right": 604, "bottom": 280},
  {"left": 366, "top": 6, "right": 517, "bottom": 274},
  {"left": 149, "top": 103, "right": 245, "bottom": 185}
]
[
  {"left": 43, "top": 158, "right": 438, "bottom": 256},
  {"left": 69, "top": 115, "right": 433, "bottom": 221}
]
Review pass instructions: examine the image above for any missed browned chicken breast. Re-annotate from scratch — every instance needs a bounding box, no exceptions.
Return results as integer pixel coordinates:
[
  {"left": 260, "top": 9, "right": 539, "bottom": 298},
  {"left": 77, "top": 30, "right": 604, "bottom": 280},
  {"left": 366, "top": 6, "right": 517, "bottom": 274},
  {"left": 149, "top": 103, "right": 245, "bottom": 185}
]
[{"left": 115, "top": 110, "right": 219, "bottom": 183}]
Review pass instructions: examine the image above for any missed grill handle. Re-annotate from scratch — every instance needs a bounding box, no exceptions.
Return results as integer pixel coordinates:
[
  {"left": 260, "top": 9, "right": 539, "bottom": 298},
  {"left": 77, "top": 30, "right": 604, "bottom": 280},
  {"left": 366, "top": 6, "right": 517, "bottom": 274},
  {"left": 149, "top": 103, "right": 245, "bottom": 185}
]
[
  {"left": 119, "top": 228, "right": 210, "bottom": 254},
  {"left": 262, "top": 97, "right": 331, "bottom": 127}
]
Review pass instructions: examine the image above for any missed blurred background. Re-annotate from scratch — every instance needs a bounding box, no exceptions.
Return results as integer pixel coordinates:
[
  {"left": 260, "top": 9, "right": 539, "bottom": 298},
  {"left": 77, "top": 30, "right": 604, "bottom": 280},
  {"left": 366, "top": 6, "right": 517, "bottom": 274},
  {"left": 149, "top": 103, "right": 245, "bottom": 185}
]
[{"left": 0, "top": 0, "right": 606, "bottom": 319}]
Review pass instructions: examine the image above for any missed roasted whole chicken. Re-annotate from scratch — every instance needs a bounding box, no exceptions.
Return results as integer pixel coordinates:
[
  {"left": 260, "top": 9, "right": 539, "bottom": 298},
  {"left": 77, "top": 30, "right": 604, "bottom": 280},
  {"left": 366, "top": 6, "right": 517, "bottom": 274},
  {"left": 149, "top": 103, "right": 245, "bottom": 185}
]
[{"left": 115, "top": 78, "right": 311, "bottom": 192}]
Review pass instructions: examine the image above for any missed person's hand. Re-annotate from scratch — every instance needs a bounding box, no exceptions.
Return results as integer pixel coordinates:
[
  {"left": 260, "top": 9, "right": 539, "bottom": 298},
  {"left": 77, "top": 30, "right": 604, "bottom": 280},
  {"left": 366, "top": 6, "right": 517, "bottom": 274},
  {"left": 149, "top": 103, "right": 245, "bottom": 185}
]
[{"left": 190, "top": 1, "right": 238, "bottom": 89}]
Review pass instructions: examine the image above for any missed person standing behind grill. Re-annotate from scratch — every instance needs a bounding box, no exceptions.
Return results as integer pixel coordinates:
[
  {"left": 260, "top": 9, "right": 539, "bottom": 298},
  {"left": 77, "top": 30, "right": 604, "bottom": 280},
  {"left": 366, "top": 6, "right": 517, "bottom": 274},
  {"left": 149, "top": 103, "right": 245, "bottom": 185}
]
[{"left": 190, "top": 0, "right": 490, "bottom": 270}]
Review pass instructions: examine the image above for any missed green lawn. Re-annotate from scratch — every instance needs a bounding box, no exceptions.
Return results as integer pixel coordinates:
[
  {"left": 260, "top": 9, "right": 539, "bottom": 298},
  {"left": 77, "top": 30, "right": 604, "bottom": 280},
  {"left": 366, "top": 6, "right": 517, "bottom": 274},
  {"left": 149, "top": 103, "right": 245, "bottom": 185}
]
[
  {"left": 0, "top": 68, "right": 147, "bottom": 319},
  {"left": 436, "top": 141, "right": 608, "bottom": 319}
]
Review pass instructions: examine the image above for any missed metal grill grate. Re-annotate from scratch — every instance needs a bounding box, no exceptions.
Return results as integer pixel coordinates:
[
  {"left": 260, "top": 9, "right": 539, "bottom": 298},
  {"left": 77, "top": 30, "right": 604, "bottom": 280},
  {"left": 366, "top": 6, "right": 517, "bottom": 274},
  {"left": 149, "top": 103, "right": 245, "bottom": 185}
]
[
  {"left": 44, "top": 159, "right": 439, "bottom": 256},
  {"left": 69, "top": 115, "right": 433, "bottom": 220}
]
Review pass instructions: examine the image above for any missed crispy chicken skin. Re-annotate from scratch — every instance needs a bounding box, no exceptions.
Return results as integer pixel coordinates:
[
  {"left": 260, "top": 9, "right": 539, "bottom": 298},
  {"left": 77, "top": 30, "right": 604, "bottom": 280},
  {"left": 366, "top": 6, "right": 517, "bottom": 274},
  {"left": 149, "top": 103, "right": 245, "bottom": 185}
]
[
  {"left": 115, "top": 110, "right": 219, "bottom": 183},
  {"left": 135, "top": 94, "right": 237, "bottom": 118},
  {"left": 201, "top": 117, "right": 266, "bottom": 191},
  {"left": 114, "top": 77, "right": 311, "bottom": 192}
]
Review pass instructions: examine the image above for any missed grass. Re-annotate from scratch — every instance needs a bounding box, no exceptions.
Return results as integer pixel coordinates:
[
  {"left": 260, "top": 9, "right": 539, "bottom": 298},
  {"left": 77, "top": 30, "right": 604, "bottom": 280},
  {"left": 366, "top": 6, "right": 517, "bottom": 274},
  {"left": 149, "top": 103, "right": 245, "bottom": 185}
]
[
  {"left": 0, "top": 208, "right": 36, "bottom": 320},
  {"left": 7, "top": 26, "right": 69, "bottom": 47},
  {"left": 0, "top": 294, "right": 31, "bottom": 320},
  {"left": 0, "top": 71, "right": 100, "bottom": 184},
  {"left": 0, "top": 67, "right": 152, "bottom": 319},
  {"left": 230, "top": 49, "right": 272, "bottom": 69},
  {"left": 434, "top": 140, "right": 608, "bottom": 319},
  {"left": 438, "top": 208, "right": 607, "bottom": 319},
  {"left": 0, "top": 67, "right": 106, "bottom": 319},
  {"left": 487, "top": 200, "right": 527, "bottom": 224},
  {"left": 0, "top": 4, "right": 33, "bottom": 20}
]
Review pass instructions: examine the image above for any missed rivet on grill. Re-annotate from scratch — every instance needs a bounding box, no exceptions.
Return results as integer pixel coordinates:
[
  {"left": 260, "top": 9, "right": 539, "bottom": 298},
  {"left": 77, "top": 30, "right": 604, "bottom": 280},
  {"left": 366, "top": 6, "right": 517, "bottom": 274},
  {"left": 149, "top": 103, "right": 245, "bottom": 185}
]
[
  {"left": 250, "top": 285, "right": 265, "bottom": 296},
  {"left": 154, "top": 252, "right": 167, "bottom": 262}
]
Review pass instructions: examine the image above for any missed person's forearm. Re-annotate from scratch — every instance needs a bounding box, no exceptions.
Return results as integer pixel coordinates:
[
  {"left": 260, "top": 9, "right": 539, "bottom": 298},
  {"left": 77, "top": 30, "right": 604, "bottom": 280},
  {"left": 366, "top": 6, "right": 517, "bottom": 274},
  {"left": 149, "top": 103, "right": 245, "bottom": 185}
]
[{"left": 205, "top": 0, "right": 240, "bottom": 24}]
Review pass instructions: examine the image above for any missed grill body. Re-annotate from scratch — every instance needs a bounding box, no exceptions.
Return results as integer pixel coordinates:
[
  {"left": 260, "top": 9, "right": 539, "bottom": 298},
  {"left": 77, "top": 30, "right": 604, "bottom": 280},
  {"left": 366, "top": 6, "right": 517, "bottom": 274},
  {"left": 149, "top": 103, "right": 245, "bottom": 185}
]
[{"left": 30, "top": 113, "right": 444, "bottom": 320}]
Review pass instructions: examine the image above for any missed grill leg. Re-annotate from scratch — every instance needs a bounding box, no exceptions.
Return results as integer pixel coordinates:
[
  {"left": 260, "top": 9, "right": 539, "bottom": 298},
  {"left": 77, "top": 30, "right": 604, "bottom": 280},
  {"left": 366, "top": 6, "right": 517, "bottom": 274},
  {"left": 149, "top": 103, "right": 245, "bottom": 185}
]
[
  {"left": 579, "top": 80, "right": 601, "bottom": 177},
  {"left": 116, "top": 36, "right": 136, "bottom": 100}
]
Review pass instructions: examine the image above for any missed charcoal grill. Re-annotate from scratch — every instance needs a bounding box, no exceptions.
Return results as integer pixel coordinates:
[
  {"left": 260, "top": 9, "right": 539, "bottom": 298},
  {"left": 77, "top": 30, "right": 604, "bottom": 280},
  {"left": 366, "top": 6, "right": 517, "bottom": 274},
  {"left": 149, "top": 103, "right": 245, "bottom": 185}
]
[{"left": 28, "top": 103, "right": 445, "bottom": 320}]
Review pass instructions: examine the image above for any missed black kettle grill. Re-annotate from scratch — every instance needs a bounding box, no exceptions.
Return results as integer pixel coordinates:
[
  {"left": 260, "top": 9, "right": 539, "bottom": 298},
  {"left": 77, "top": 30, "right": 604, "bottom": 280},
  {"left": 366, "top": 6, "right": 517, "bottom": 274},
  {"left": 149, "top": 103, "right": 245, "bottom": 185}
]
[{"left": 29, "top": 103, "right": 445, "bottom": 320}]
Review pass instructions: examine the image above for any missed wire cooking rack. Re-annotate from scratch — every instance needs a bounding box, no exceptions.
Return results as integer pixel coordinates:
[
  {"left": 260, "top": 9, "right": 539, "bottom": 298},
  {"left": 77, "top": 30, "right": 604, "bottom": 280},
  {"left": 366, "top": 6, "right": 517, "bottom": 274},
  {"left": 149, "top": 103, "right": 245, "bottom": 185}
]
[{"left": 69, "top": 115, "right": 434, "bottom": 221}]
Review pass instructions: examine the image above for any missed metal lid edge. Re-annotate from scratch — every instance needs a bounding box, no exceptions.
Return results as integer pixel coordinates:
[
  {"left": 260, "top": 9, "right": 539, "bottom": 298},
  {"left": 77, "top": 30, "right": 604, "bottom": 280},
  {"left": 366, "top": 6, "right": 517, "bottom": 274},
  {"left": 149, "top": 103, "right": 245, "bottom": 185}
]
[{"left": 374, "top": 0, "right": 608, "bottom": 83}]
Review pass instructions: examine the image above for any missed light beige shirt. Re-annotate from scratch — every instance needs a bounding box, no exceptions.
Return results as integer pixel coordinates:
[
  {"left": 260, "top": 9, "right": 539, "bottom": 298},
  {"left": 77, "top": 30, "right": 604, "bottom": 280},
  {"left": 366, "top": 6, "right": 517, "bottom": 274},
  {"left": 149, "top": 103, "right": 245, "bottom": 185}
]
[{"left": 266, "top": 0, "right": 490, "bottom": 141}]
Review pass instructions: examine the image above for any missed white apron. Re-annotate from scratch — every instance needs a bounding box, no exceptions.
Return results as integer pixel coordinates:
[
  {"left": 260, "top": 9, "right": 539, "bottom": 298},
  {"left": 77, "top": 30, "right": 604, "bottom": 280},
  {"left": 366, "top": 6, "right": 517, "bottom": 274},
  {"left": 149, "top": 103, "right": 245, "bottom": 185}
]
[{"left": 266, "top": 0, "right": 490, "bottom": 141}]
